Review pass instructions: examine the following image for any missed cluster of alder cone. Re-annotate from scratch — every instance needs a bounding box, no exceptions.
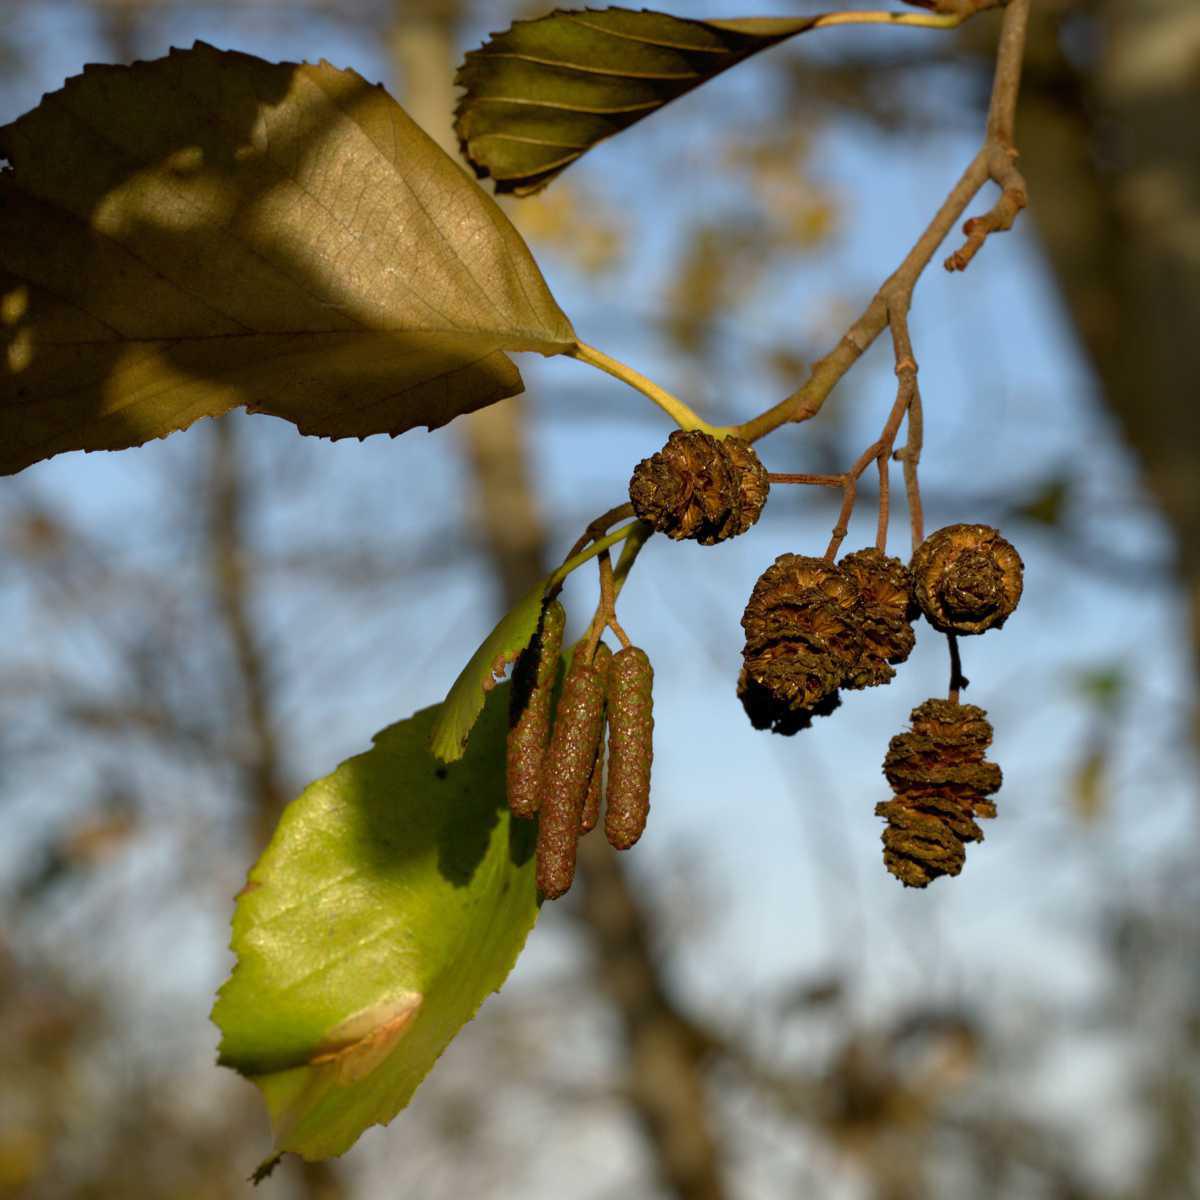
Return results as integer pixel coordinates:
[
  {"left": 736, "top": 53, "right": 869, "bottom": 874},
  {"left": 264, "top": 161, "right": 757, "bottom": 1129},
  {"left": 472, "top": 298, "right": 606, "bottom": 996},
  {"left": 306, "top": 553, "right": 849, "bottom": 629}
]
[{"left": 509, "top": 429, "right": 1024, "bottom": 896}]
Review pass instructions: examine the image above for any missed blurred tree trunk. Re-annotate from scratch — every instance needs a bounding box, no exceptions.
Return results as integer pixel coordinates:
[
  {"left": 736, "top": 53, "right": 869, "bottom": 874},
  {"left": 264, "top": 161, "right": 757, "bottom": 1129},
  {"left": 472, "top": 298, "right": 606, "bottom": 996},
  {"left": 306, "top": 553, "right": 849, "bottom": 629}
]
[
  {"left": 1010, "top": 10, "right": 1200, "bottom": 1187},
  {"left": 391, "top": 5, "right": 728, "bottom": 1196},
  {"left": 207, "top": 416, "right": 346, "bottom": 1200},
  {"left": 1016, "top": 0, "right": 1200, "bottom": 718}
]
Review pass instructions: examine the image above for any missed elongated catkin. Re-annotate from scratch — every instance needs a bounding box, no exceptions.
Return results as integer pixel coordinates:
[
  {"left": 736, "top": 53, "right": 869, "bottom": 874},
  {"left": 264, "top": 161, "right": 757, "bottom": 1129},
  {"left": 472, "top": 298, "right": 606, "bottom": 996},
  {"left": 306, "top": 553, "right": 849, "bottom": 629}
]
[
  {"left": 579, "top": 643, "right": 612, "bottom": 835},
  {"left": 506, "top": 600, "right": 566, "bottom": 818},
  {"left": 604, "top": 646, "right": 654, "bottom": 850},
  {"left": 536, "top": 653, "right": 605, "bottom": 898}
]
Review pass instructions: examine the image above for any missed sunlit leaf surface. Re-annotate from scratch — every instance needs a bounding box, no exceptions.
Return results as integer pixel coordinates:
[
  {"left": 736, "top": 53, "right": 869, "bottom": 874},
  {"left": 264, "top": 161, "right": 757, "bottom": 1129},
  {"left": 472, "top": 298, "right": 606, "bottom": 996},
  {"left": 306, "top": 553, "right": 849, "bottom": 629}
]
[{"left": 212, "top": 683, "right": 540, "bottom": 1170}]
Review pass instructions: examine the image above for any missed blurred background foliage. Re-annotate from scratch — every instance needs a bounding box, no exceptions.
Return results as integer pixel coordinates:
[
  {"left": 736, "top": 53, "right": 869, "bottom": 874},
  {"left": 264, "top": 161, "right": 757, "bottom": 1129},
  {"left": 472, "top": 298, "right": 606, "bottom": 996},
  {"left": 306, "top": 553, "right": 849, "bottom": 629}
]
[{"left": 0, "top": 1, "right": 1197, "bottom": 1198}]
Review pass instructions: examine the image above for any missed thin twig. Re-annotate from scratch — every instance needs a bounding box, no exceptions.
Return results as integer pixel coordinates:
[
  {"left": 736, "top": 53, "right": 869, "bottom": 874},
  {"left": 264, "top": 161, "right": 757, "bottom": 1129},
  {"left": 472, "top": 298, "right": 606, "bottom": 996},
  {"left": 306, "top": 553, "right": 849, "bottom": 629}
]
[
  {"left": 768, "top": 472, "right": 844, "bottom": 487},
  {"left": 946, "top": 0, "right": 1031, "bottom": 268},
  {"left": 899, "top": 389, "right": 926, "bottom": 552},
  {"left": 562, "top": 503, "right": 636, "bottom": 566},
  {"left": 732, "top": 146, "right": 989, "bottom": 445},
  {"left": 597, "top": 550, "right": 632, "bottom": 649},
  {"left": 547, "top": 520, "right": 640, "bottom": 598},
  {"left": 823, "top": 439, "right": 884, "bottom": 559},
  {"left": 876, "top": 452, "right": 890, "bottom": 552},
  {"left": 732, "top": 0, "right": 1032, "bottom": 446},
  {"left": 944, "top": 144, "right": 1028, "bottom": 271},
  {"left": 887, "top": 305, "right": 926, "bottom": 553},
  {"left": 948, "top": 633, "right": 969, "bottom": 702},
  {"left": 823, "top": 312, "right": 918, "bottom": 557},
  {"left": 985, "top": 0, "right": 1031, "bottom": 145}
]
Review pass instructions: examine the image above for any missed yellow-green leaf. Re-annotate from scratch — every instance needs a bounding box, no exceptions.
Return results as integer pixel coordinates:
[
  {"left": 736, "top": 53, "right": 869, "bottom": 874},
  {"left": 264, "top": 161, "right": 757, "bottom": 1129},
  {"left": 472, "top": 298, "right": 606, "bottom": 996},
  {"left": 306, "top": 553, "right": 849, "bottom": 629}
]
[
  {"left": 0, "top": 43, "right": 576, "bottom": 475},
  {"left": 455, "top": 8, "right": 825, "bottom": 195},
  {"left": 429, "top": 576, "right": 549, "bottom": 763},
  {"left": 212, "top": 683, "right": 540, "bottom": 1171}
]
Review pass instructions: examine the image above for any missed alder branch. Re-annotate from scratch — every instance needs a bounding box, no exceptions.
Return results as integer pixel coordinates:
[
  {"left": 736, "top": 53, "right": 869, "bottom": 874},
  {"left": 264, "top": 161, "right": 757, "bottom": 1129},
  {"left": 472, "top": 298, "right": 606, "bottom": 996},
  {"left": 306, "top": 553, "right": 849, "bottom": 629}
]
[
  {"left": 888, "top": 307, "right": 925, "bottom": 552},
  {"left": 732, "top": 0, "right": 1032, "bottom": 447}
]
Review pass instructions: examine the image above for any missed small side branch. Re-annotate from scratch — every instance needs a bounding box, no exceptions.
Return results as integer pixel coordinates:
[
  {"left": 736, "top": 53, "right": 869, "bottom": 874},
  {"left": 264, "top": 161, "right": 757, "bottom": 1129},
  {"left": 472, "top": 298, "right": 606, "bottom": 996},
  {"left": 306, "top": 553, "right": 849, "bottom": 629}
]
[
  {"left": 730, "top": 0, "right": 1032, "bottom": 446},
  {"left": 562, "top": 503, "right": 635, "bottom": 567},
  {"left": 946, "top": 0, "right": 1031, "bottom": 269},
  {"left": 887, "top": 305, "right": 926, "bottom": 553},
  {"left": 948, "top": 633, "right": 969, "bottom": 703},
  {"left": 548, "top": 518, "right": 641, "bottom": 596},
  {"left": 767, "top": 472, "right": 844, "bottom": 488},
  {"left": 944, "top": 145, "right": 1028, "bottom": 271},
  {"left": 583, "top": 549, "right": 634, "bottom": 657}
]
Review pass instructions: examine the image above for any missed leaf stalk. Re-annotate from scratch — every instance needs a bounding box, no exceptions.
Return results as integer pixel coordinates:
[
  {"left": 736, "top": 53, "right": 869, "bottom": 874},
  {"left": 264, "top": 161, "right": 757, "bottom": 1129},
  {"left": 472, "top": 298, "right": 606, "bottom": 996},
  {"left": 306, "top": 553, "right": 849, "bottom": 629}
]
[{"left": 569, "top": 342, "right": 724, "bottom": 437}]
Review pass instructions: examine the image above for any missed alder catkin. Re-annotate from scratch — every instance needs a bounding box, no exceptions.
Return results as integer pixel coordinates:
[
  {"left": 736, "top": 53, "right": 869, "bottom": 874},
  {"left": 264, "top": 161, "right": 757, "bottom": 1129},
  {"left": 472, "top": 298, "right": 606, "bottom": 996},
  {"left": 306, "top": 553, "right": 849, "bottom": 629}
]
[
  {"left": 536, "top": 654, "right": 606, "bottom": 899},
  {"left": 506, "top": 600, "right": 566, "bottom": 819},
  {"left": 604, "top": 645, "right": 654, "bottom": 850},
  {"left": 579, "top": 642, "right": 613, "bottom": 835}
]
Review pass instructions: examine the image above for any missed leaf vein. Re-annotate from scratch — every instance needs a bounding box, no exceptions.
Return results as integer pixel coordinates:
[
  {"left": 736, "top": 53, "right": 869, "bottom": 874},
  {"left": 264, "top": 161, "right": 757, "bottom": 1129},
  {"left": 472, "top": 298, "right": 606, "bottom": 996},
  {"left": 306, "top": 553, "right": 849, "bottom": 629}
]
[
  {"left": 478, "top": 51, "right": 701, "bottom": 81},
  {"left": 560, "top": 14, "right": 734, "bottom": 55}
]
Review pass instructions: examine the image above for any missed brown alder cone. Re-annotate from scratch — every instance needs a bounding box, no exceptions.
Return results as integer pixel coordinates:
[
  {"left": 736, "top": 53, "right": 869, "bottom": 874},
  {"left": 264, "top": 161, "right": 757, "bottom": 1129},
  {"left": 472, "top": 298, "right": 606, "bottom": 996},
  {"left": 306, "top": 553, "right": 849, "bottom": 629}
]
[
  {"left": 738, "top": 554, "right": 861, "bottom": 733},
  {"left": 911, "top": 524, "right": 1023, "bottom": 635},
  {"left": 838, "top": 548, "right": 918, "bottom": 689},
  {"left": 604, "top": 645, "right": 654, "bottom": 850},
  {"left": 875, "top": 698, "right": 1003, "bottom": 887},
  {"left": 536, "top": 652, "right": 607, "bottom": 899},
  {"left": 506, "top": 599, "right": 567, "bottom": 818},
  {"left": 737, "top": 670, "right": 842, "bottom": 735},
  {"left": 579, "top": 642, "right": 612, "bottom": 835},
  {"left": 628, "top": 429, "right": 769, "bottom": 544}
]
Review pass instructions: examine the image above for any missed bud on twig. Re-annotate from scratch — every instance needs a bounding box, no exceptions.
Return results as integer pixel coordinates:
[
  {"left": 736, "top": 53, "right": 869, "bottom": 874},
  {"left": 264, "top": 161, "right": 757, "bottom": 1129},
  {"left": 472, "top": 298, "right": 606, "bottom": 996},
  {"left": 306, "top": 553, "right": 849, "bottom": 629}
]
[{"left": 629, "top": 429, "right": 769, "bottom": 545}]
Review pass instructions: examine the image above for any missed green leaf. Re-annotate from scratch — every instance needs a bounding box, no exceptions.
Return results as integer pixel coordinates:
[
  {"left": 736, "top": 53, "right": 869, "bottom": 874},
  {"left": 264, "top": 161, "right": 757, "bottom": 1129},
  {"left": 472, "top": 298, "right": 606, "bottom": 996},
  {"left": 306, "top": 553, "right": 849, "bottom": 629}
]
[
  {"left": 455, "top": 8, "right": 825, "bottom": 195},
  {"left": 212, "top": 683, "right": 540, "bottom": 1170},
  {"left": 0, "top": 42, "right": 577, "bottom": 476},
  {"left": 429, "top": 577, "right": 548, "bottom": 763}
]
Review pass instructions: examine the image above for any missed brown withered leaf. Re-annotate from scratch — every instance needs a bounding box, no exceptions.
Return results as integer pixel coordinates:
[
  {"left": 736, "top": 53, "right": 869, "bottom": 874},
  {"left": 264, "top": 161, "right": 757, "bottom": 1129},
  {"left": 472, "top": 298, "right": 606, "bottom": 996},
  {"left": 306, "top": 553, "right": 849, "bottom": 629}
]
[{"left": 0, "top": 43, "right": 576, "bottom": 475}]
